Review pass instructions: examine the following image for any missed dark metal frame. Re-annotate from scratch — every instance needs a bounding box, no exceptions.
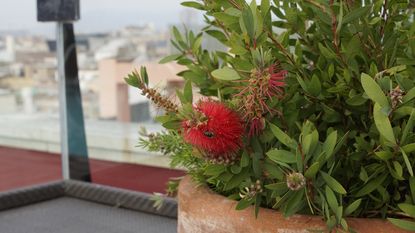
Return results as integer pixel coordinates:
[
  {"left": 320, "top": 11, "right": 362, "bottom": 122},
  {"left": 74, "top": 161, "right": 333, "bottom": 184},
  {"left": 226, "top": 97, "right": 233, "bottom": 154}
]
[{"left": 0, "top": 181, "right": 177, "bottom": 218}]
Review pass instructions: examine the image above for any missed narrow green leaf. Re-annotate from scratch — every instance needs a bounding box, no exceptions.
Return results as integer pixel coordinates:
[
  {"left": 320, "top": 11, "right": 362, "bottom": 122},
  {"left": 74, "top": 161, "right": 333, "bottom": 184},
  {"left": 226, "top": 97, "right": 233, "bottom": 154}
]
[
  {"left": 401, "top": 109, "right": 415, "bottom": 145},
  {"left": 373, "top": 103, "right": 396, "bottom": 144},
  {"left": 344, "top": 199, "right": 362, "bottom": 216},
  {"left": 403, "top": 143, "right": 415, "bottom": 153},
  {"left": 267, "top": 149, "right": 297, "bottom": 164},
  {"left": 183, "top": 80, "right": 193, "bottom": 103},
  {"left": 159, "top": 54, "right": 181, "bottom": 64},
  {"left": 361, "top": 73, "right": 389, "bottom": 107},
  {"left": 403, "top": 87, "right": 415, "bottom": 104},
  {"left": 269, "top": 123, "right": 297, "bottom": 149},
  {"left": 236, "top": 198, "right": 254, "bottom": 210},
  {"left": 305, "top": 162, "right": 320, "bottom": 179},
  {"left": 172, "top": 26, "right": 184, "bottom": 43},
  {"left": 241, "top": 8, "right": 255, "bottom": 39},
  {"left": 211, "top": 67, "right": 241, "bottom": 81},
  {"left": 388, "top": 218, "right": 415, "bottom": 231},
  {"left": 325, "top": 186, "right": 338, "bottom": 213},
  {"left": 343, "top": 6, "right": 370, "bottom": 24},
  {"left": 205, "top": 30, "right": 227, "bottom": 42},
  {"left": 162, "top": 120, "right": 181, "bottom": 129},
  {"left": 401, "top": 148, "right": 414, "bottom": 177},
  {"left": 410, "top": 177, "right": 415, "bottom": 203},
  {"left": 399, "top": 203, "right": 415, "bottom": 218},
  {"left": 308, "top": 75, "right": 322, "bottom": 96},
  {"left": 323, "top": 131, "right": 337, "bottom": 159},
  {"left": 181, "top": 1, "right": 205, "bottom": 10},
  {"left": 124, "top": 74, "right": 139, "bottom": 88},
  {"left": 318, "top": 43, "right": 336, "bottom": 59},
  {"left": 204, "top": 164, "right": 226, "bottom": 176},
  {"left": 320, "top": 171, "right": 347, "bottom": 194},
  {"left": 355, "top": 174, "right": 387, "bottom": 197},
  {"left": 374, "top": 151, "right": 393, "bottom": 161},
  {"left": 265, "top": 182, "right": 287, "bottom": 192}
]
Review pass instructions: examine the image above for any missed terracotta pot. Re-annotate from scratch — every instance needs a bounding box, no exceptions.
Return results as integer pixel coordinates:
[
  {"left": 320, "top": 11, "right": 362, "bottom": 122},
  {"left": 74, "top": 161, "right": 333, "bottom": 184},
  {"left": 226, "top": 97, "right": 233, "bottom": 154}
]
[{"left": 178, "top": 175, "right": 409, "bottom": 233}]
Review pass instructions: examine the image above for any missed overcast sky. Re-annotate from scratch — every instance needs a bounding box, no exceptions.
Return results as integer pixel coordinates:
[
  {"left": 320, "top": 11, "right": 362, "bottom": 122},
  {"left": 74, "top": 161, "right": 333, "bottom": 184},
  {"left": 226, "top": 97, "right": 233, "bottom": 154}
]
[{"left": 0, "top": 0, "right": 201, "bottom": 37}]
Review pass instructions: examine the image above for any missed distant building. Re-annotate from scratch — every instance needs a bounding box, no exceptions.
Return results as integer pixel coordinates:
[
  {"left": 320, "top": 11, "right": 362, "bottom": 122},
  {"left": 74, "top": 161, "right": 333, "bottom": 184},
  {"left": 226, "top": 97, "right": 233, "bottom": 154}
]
[
  {"left": 0, "top": 89, "right": 17, "bottom": 113},
  {"left": 97, "top": 58, "right": 184, "bottom": 122}
]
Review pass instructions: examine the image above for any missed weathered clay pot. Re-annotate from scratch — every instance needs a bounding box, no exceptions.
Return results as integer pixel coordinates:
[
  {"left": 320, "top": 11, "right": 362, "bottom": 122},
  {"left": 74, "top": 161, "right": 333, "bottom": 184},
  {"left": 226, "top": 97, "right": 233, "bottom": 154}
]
[{"left": 178, "top": 175, "right": 410, "bottom": 233}]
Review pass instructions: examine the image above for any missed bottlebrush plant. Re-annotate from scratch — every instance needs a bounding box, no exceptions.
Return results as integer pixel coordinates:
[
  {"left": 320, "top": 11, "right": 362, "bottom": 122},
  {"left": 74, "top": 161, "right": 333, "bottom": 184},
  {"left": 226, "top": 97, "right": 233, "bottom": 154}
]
[{"left": 125, "top": 0, "right": 415, "bottom": 231}]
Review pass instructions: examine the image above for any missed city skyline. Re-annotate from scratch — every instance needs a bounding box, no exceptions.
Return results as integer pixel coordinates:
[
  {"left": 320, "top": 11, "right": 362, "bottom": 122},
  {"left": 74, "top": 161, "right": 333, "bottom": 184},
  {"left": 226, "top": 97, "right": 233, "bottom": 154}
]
[{"left": 0, "top": 0, "right": 202, "bottom": 37}]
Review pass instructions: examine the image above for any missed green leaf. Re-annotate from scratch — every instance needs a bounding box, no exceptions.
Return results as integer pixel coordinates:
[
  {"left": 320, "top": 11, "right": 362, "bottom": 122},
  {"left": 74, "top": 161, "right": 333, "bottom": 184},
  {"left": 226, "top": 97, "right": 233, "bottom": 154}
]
[
  {"left": 159, "top": 54, "right": 181, "bottom": 64},
  {"left": 240, "top": 151, "right": 250, "bottom": 167},
  {"left": 302, "top": 130, "right": 318, "bottom": 156},
  {"left": 140, "top": 66, "right": 149, "bottom": 85},
  {"left": 398, "top": 203, "right": 415, "bottom": 218},
  {"left": 172, "top": 26, "right": 184, "bottom": 44},
  {"left": 401, "top": 109, "right": 415, "bottom": 145},
  {"left": 403, "top": 143, "right": 415, "bottom": 153},
  {"left": 162, "top": 120, "right": 181, "bottom": 130},
  {"left": 283, "top": 189, "right": 304, "bottom": 217},
  {"left": 373, "top": 103, "right": 396, "bottom": 144},
  {"left": 323, "top": 131, "right": 337, "bottom": 159},
  {"left": 305, "top": 162, "right": 320, "bottom": 179},
  {"left": 318, "top": 43, "right": 336, "bottom": 59},
  {"left": 204, "top": 164, "right": 226, "bottom": 176},
  {"left": 267, "top": 149, "right": 297, "bottom": 164},
  {"left": 403, "top": 87, "right": 415, "bottom": 104},
  {"left": 236, "top": 198, "right": 254, "bottom": 210},
  {"left": 211, "top": 67, "right": 241, "bottom": 81},
  {"left": 124, "top": 74, "right": 140, "bottom": 88},
  {"left": 230, "top": 165, "right": 242, "bottom": 174},
  {"left": 361, "top": 73, "right": 389, "bottom": 107},
  {"left": 401, "top": 148, "right": 414, "bottom": 177},
  {"left": 183, "top": 80, "right": 193, "bottom": 103},
  {"left": 346, "top": 95, "right": 368, "bottom": 106},
  {"left": 342, "top": 6, "right": 370, "bottom": 24},
  {"left": 192, "top": 35, "right": 203, "bottom": 54},
  {"left": 320, "top": 171, "right": 347, "bottom": 194},
  {"left": 308, "top": 75, "right": 322, "bottom": 96},
  {"left": 374, "top": 151, "right": 393, "bottom": 161},
  {"left": 410, "top": 177, "right": 415, "bottom": 203},
  {"left": 265, "top": 182, "right": 287, "bottom": 192},
  {"left": 355, "top": 174, "right": 387, "bottom": 197},
  {"left": 344, "top": 199, "right": 362, "bottom": 216},
  {"left": 325, "top": 186, "right": 339, "bottom": 213},
  {"left": 181, "top": 1, "right": 205, "bottom": 10},
  {"left": 269, "top": 123, "right": 297, "bottom": 149},
  {"left": 388, "top": 218, "right": 415, "bottom": 231},
  {"left": 241, "top": 8, "right": 255, "bottom": 39},
  {"left": 205, "top": 30, "right": 227, "bottom": 42}
]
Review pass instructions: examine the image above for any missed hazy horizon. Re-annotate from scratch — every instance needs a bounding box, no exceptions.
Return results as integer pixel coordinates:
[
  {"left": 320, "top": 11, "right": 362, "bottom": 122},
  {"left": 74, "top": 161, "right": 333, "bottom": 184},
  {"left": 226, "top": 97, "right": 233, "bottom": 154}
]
[{"left": 0, "top": 0, "right": 202, "bottom": 37}]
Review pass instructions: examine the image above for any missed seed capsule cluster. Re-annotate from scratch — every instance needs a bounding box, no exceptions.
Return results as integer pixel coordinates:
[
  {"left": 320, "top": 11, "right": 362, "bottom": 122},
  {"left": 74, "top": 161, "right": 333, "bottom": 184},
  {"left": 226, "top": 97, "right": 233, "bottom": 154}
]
[
  {"left": 239, "top": 180, "right": 263, "bottom": 200},
  {"left": 286, "top": 172, "right": 306, "bottom": 191},
  {"left": 389, "top": 86, "right": 405, "bottom": 109}
]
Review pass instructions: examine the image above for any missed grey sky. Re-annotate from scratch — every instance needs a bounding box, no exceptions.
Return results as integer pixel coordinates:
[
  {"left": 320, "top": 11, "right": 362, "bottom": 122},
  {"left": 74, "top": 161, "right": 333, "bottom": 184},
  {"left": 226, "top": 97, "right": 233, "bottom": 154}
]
[{"left": 0, "top": 0, "right": 201, "bottom": 37}]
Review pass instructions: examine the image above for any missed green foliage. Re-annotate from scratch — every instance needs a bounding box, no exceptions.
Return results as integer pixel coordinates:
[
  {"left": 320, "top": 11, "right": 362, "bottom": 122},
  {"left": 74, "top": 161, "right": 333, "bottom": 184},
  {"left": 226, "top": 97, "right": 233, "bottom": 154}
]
[{"left": 126, "top": 0, "right": 415, "bottom": 231}]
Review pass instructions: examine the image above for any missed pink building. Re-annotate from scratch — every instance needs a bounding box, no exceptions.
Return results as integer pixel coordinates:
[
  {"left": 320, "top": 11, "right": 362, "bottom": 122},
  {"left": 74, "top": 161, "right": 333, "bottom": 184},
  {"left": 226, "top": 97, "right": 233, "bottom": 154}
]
[{"left": 97, "top": 58, "right": 184, "bottom": 122}]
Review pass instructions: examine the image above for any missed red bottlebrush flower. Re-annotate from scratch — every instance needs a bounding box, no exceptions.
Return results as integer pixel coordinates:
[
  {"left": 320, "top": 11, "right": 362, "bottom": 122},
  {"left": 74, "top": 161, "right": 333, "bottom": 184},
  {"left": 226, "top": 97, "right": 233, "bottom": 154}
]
[
  {"left": 267, "top": 64, "right": 287, "bottom": 97},
  {"left": 182, "top": 101, "right": 244, "bottom": 161},
  {"left": 248, "top": 116, "right": 265, "bottom": 138}
]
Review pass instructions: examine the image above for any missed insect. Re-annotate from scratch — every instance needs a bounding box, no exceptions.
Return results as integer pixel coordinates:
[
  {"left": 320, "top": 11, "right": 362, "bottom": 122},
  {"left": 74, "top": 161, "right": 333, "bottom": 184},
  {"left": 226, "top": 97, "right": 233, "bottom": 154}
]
[{"left": 203, "top": 131, "right": 215, "bottom": 138}]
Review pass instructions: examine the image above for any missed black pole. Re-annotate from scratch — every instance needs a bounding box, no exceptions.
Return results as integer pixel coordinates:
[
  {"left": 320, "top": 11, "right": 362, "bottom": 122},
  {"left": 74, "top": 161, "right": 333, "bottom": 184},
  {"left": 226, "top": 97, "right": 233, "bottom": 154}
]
[
  {"left": 37, "top": 0, "right": 91, "bottom": 181},
  {"left": 61, "top": 23, "right": 91, "bottom": 181}
]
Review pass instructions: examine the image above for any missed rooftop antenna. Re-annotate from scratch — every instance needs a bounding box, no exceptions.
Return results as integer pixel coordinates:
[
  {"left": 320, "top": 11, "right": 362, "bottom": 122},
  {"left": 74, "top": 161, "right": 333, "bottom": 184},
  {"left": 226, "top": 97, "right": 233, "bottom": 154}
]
[{"left": 37, "top": 0, "right": 91, "bottom": 182}]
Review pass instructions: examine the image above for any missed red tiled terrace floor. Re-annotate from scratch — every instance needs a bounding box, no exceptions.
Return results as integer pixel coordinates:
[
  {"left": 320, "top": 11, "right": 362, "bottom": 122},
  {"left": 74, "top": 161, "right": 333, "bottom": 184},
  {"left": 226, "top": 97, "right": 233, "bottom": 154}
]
[{"left": 0, "top": 146, "right": 185, "bottom": 193}]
